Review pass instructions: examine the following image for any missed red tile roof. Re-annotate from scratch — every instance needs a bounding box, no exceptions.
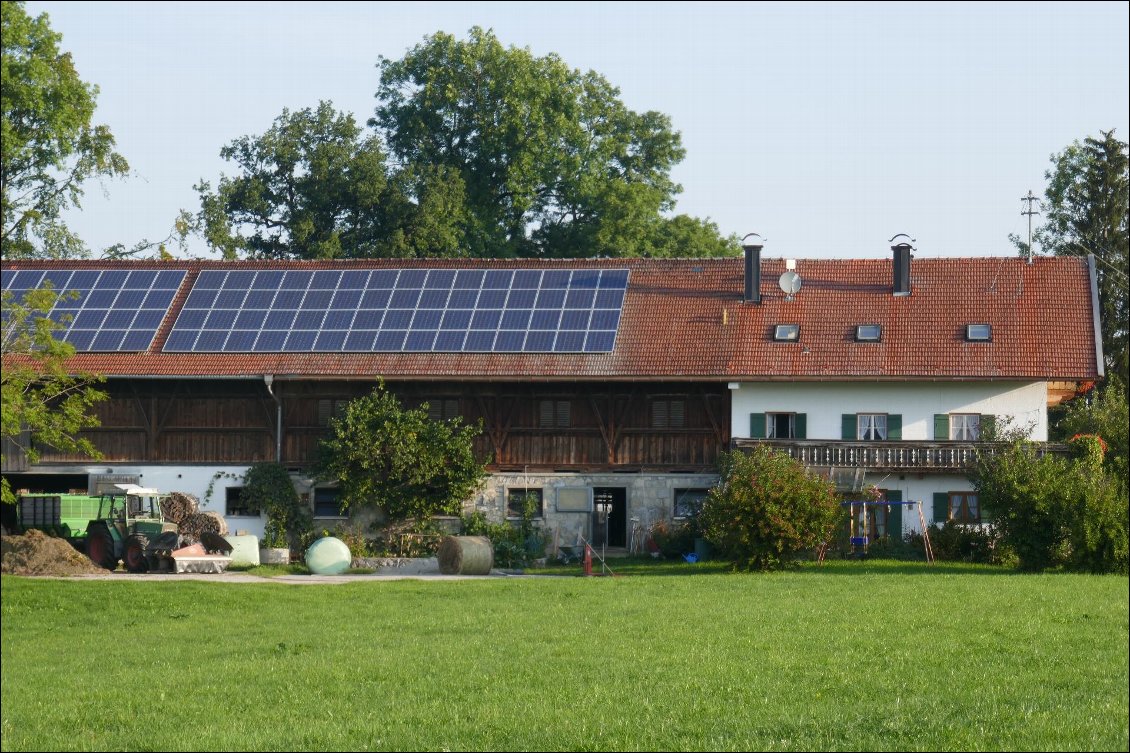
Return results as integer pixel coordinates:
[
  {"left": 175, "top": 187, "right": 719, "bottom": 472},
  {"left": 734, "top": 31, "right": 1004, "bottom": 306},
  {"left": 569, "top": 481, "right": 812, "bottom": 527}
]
[{"left": 1, "top": 256, "right": 1101, "bottom": 381}]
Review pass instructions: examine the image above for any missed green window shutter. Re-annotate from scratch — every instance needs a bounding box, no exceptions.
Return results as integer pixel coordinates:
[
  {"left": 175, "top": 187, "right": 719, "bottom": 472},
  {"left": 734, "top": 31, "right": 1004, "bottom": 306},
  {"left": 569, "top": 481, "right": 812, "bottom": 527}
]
[
  {"left": 980, "top": 414, "right": 996, "bottom": 440},
  {"left": 749, "top": 413, "right": 766, "bottom": 439},
  {"left": 886, "top": 490, "right": 903, "bottom": 539},
  {"left": 933, "top": 492, "right": 950, "bottom": 523},
  {"left": 842, "top": 414, "right": 857, "bottom": 440},
  {"left": 934, "top": 414, "right": 949, "bottom": 440},
  {"left": 794, "top": 413, "right": 807, "bottom": 439},
  {"left": 887, "top": 414, "right": 902, "bottom": 440}
]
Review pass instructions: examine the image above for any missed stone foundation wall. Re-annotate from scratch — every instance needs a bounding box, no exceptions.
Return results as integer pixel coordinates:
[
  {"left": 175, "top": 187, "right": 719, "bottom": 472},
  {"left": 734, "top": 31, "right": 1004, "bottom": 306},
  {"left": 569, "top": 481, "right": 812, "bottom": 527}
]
[{"left": 468, "top": 472, "right": 720, "bottom": 547}]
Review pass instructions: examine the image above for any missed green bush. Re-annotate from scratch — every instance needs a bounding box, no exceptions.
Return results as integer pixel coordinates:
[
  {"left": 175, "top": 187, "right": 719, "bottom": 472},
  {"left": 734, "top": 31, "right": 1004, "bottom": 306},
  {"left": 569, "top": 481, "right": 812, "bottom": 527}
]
[
  {"left": 241, "top": 462, "right": 312, "bottom": 551},
  {"left": 908, "top": 522, "right": 999, "bottom": 564},
  {"left": 700, "top": 447, "right": 840, "bottom": 571},
  {"left": 647, "top": 519, "right": 695, "bottom": 558},
  {"left": 461, "top": 506, "right": 546, "bottom": 568},
  {"left": 973, "top": 440, "right": 1128, "bottom": 574}
]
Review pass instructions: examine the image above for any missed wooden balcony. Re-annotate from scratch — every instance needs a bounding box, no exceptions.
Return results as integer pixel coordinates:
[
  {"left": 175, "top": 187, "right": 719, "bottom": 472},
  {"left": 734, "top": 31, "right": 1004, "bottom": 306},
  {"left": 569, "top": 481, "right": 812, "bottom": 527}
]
[{"left": 730, "top": 438, "right": 1070, "bottom": 473}]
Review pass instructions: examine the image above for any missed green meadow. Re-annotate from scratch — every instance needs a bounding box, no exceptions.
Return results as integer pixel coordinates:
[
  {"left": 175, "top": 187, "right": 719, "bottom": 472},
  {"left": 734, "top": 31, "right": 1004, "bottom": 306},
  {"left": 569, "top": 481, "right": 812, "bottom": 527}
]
[{"left": 2, "top": 561, "right": 1127, "bottom": 751}]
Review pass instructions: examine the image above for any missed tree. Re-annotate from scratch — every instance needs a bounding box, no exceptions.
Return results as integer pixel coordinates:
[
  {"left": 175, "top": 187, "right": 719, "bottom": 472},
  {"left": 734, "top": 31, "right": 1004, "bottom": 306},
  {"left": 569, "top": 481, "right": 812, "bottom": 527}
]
[
  {"left": 699, "top": 447, "right": 841, "bottom": 571},
  {"left": 1, "top": 1, "right": 128, "bottom": 259},
  {"left": 372, "top": 27, "right": 737, "bottom": 259},
  {"left": 1, "top": 285, "right": 107, "bottom": 505},
  {"left": 315, "top": 382, "right": 487, "bottom": 522},
  {"left": 1017, "top": 131, "right": 1129, "bottom": 384},
  {"left": 195, "top": 101, "right": 467, "bottom": 260}
]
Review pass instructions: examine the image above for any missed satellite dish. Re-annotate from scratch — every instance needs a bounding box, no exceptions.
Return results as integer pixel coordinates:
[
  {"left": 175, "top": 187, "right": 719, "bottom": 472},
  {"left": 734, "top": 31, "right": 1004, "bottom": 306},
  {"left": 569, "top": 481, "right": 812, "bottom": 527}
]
[{"left": 778, "top": 271, "right": 802, "bottom": 299}]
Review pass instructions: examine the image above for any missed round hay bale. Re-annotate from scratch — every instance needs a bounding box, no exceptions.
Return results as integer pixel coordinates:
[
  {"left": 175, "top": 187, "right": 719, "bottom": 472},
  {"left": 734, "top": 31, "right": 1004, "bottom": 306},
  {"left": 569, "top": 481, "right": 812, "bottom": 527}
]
[
  {"left": 305, "top": 536, "right": 351, "bottom": 575},
  {"left": 162, "top": 492, "right": 198, "bottom": 525},
  {"left": 437, "top": 535, "right": 493, "bottom": 575}
]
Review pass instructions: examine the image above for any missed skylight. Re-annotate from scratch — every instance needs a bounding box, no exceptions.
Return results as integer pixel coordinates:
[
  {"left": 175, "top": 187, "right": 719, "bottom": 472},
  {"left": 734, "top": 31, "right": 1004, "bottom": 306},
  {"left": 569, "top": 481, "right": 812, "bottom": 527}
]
[
  {"left": 966, "top": 324, "right": 992, "bottom": 341},
  {"left": 773, "top": 324, "right": 799, "bottom": 341},
  {"left": 855, "top": 324, "right": 882, "bottom": 342}
]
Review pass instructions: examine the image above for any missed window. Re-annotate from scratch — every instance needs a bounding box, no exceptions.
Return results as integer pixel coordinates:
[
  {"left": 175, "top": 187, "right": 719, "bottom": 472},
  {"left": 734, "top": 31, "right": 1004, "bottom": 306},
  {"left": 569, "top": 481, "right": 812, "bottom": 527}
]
[
  {"left": 966, "top": 324, "right": 992, "bottom": 341},
  {"left": 767, "top": 412, "right": 796, "bottom": 439},
  {"left": 950, "top": 414, "right": 981, "bottom": 441},
  {"left": 225, "top": 487, "right": 260, "bottom": 517},
  {"left": 313, "top": 487, "right": 344, "bottom": 518},
  {"left": 317, "top": 399, "right": 349, "bottom": 427},
  {"left": 674, "top": 488, "right": 710, "bottom": 518},
  {"left": 427, "top": 398, "right": 460, "bottom": 422},
  {"left": 858, "top": 413, "right": 887, "bottom": 441},
  {"left": 949, "top": 492, "right": 980, "bottom": 524},
  {"left": 506, "top": 488, "right": 544, "bottom": 519},
  {"left": 773, "top": 324, "right": 799, "bottom": 341},
  {"left": 539, "top": 399, "right": 572, "bottom": 428},
  {"left": 855, "top": 324, "right": 882, "bottom": 342},
  {"left": 651, "top": 399, "right": 686, "bottom": 428}
]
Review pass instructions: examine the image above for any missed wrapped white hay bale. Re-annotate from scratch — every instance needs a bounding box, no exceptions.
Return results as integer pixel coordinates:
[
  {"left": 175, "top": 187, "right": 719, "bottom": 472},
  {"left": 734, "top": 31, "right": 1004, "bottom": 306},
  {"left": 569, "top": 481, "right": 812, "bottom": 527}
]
[{"left": 437, "top": 535, "right": 493, "bottom": 575}]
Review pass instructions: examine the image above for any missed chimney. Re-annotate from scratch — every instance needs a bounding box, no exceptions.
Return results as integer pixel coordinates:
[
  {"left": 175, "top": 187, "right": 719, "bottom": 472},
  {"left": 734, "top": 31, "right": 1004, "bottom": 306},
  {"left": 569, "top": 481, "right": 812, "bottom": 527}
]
[
  {"left": 889, "top": 234, "right": 914, "bottom": 296},
  {"left": 742, "top": 237, "right": 763, "bottom": 304}
]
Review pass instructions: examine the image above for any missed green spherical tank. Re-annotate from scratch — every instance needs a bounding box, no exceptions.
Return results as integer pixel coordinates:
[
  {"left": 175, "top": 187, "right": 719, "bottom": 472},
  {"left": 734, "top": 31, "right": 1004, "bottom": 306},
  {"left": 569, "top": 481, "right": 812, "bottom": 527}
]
[{"left": 305, "top": 536, "right": 352, "bottom": 575}]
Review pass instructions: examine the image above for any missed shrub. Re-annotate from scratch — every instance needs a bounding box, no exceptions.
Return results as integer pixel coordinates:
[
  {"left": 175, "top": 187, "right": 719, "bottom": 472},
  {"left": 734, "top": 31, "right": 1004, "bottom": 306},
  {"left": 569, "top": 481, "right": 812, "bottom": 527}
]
[
  {"left": 461, "top": 506, "right": 546, "bottom": 568},
  {"left": 241, "top": 462, "right": 312, "bottom": 552},
  {"left": 700, "top": 447, "right": 840, "bottom": 571},
  {"left": 973, "top": 439, "right": 1128, "bottom": 574},
  {"left": 647, "top": 519, "right": 695, "bottom": 558}
]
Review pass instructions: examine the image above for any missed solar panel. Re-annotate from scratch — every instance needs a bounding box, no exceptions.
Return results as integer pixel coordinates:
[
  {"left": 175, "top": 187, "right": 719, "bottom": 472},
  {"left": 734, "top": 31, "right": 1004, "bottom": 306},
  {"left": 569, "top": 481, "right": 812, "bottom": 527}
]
[
  {"left": 2, "top": 268, "right": 185, "bottom": 352},
  {"left": 164, "top": 268, "right": 628, "bottom": 353}
]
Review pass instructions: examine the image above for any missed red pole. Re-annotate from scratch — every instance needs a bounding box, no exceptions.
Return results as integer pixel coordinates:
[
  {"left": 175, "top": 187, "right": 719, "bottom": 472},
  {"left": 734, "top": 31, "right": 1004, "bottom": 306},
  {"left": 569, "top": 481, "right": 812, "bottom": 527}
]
[{"left": 583, "top": 543, "right": 593, "bottom": 577}]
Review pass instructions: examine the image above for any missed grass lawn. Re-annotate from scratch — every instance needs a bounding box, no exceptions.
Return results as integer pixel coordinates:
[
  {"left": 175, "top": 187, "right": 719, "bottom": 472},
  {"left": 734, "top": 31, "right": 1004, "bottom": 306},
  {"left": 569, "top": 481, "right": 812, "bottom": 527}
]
[{"left": 1, "top": 561, "right": 1126, "bottom": 751}]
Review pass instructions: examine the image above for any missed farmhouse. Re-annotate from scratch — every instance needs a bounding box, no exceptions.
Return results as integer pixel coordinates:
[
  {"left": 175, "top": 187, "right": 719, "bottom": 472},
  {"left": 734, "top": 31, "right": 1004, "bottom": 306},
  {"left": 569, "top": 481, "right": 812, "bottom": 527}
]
[{"left": 1, "top": 246, "right": 1103, "bottom": 548}]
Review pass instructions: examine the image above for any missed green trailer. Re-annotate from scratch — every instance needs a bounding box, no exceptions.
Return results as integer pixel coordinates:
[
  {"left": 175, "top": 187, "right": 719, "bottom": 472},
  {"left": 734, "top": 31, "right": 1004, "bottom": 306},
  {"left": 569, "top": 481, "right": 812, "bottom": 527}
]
[{"left": 16, "top": 494, "right": 103, "bottom": 542}]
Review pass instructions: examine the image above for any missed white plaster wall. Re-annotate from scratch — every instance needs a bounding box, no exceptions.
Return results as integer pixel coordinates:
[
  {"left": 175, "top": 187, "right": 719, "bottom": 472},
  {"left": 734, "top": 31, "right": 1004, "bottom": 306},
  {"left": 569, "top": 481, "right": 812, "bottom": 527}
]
[
  {"left": 731, "top": 381, "right": 1048, "bottom": 441},
  {"left": 48, "top": 463, "right": 265, "bottom": 537}
]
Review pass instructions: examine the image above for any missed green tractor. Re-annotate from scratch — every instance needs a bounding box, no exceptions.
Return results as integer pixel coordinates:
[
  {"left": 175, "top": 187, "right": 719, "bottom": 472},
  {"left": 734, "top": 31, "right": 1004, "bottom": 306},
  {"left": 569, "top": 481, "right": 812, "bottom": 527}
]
[{"left": 85, "top": 485, "right": 179, "bottom": 573}]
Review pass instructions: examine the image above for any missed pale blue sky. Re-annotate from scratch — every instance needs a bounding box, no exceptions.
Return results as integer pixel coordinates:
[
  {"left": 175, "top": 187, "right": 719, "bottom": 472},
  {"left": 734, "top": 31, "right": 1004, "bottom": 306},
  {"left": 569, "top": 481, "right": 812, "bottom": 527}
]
[{"left": 24, "top": 1, "right": 1130, "bottom": 260}]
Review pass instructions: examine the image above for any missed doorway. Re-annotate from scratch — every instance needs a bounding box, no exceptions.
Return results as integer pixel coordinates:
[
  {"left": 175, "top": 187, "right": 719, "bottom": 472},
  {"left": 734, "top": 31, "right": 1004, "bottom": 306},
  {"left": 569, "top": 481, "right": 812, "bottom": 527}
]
[{"left": 591, "top": 487, "right": 627, "bottom": 548}]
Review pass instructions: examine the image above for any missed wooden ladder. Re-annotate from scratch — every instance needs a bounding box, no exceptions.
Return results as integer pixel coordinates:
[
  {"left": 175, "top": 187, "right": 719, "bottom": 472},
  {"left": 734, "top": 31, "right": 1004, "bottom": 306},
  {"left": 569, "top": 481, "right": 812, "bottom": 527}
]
[{"left": 917, "top": 503, "right": 935, "bottom": 563}]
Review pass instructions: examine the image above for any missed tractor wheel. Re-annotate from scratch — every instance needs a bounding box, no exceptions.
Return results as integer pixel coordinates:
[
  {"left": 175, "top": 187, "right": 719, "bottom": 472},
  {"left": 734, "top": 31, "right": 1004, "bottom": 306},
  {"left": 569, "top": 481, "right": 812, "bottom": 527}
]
[
  {"left": 87, "top": 526, "right": 118, "bottom": 570},
  {"left": 124, "top": 534, "right": 150, "bottom": 573}
]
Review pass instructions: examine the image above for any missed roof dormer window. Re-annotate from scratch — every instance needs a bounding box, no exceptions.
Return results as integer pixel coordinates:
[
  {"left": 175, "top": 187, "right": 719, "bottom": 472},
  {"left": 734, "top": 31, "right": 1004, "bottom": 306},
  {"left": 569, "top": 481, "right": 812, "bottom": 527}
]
[
  {"left": 855, "top": 324, "right": 882, "bottom": 342},
  {"left": 773, "top": 324, "right": 799, "bottom": 342},
  {"left": 966, "top": 324, "right": 992, "bottom": 341}
]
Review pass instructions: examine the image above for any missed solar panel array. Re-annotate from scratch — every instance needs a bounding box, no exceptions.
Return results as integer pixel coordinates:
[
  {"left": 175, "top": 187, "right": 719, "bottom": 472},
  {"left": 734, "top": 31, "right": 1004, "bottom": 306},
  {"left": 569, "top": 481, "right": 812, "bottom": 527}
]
[
  {"left": 164, "top": 268, "right": 629, "bottom": 353},
  {"left": 1, "top": 268, "right": 186, "bottom": 352}
]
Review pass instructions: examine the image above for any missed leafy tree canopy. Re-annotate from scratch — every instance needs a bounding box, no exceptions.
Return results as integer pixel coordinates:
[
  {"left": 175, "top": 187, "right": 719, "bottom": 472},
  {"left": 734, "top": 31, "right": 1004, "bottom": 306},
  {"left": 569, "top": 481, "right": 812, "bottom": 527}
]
[
  {"left": 196, "top": 101, "right": 467, "bottom": 260},
  {"left": 372, "top": 27, "right": 737, "bottom": 259},
  {"left": 1, "top": 285, "right": 107, "bottom": 504},
  {"left": 315, "top": 382, "right": 487, "bottom": 522},
  {"left": 1, "top": 0, "right": 128, "bottom": 259}
]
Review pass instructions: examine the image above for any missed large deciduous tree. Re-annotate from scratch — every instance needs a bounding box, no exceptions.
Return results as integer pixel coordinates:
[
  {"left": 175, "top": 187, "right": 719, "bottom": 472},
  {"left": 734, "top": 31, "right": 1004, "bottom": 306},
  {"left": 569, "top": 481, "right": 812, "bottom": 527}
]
[
  {"left": 1, "top": 0, "right": 128, "bottom": 259},
  {"left": 1022, "top": 131, "right": 1129, "bottom": 385},
  {"left": 315, "top": 382, "right": 487, "bottom": 522},
  {"left": 1, "top": 286, "right": 107, "bottom": 505},
  {"left": 372, "top": 27, "right": 737, "bottom": 259},
  {"left": 196, "top": 101, "right": 467, "bottom": 260}
]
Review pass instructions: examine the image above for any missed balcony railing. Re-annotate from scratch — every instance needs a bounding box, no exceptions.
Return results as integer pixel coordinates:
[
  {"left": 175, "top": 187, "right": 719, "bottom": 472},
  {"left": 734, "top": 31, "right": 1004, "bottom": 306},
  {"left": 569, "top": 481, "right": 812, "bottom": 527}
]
[{"left": 730, "top": 438, "right": 1070, "bottom": 473}]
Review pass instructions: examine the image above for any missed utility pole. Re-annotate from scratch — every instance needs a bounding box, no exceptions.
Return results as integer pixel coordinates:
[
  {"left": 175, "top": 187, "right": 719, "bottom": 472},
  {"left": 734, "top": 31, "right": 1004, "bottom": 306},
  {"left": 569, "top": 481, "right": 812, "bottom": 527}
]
[{"left": 1021, "top": 190, "right": 1041, "bottom": 265}]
